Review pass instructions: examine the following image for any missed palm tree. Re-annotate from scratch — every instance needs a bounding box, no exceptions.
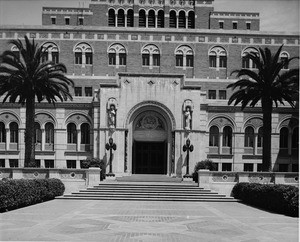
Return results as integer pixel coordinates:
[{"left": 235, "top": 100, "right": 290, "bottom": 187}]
[
  {"left": 227, "top": 45, "right": 299, "bottom": 171},
  {"left": 0, "top": 36, "right": 74, "bottom": 167}
]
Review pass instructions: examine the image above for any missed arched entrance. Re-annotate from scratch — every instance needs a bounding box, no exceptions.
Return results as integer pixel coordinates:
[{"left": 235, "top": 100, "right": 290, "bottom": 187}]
[
  {"left": 132, "top": 111, "right": 167, "bottom": 174},
  {"left": 125, "top": 101, "right": 175, "bottom": 175}
]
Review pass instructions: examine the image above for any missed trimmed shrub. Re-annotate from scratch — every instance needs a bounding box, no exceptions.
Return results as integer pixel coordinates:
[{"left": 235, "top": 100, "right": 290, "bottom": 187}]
[
  {"left": 232, "top": 183, "right": 299, "bottom": 217},
  {"left": 192, "top": 159, "right": 218, "bottom": 182},
  {"left": 81, "top": 157, "right": 106, "bottom": 180},
  {"left": 0, "top": 178, "right": 65, "bottom": 212}
]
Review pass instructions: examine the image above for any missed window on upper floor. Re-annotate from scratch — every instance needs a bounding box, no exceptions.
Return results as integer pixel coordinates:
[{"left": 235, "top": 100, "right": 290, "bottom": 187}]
[
  {"left": 65, "top": 17, "right": 70, "bottom": 25},
  {"left": 51, "top": 17, "right": 56, "bottom": 25},
  {"left": 141, "top": 44, "right": 160, "bottom": 68},
  {"left": 175, "top": 45, "right": 194, "bottom": 69},
  {"left": 280, "top": 52, "right": 289, "bottom": 69},
  {"left": 42, "top": 42, "right": 59, "bottom": 64},
  {"left": 108, "top": 43, "right": 127, "bottom": 67},
  {"left": 117, "top": 9, "right": 125, "bottom": 27},
  {"left": 246, "top": 22, "right": 251, "bottom": 30},
  {"left": 169, "top": 10, "right": 177, "bottom": 28},
  {"left": 208, "top": 90, "right": 216, "bottom": 99},
  {"left": 178, "top": 11, "right": 186, "bottom": 28},
  {"left": 148, "top": 10, "right": 156, "bottom": 28},
  {"left": 209, "top": 126, "right": 219, "bottom": 147},
  {"left": 127, "top": 9, "right": 134, "bottom": 27},
  {"left": 75, "top": 87, "right": 82, "bottom": 96},
  {"left": 219, "top": 90, "right": 227, "bottom": 100},
  {"left": 244, "top": 126, "right": 254, "bottom": 148},
  {"left": 67, "top": 123, "right": 77, "bottom": 144},
  {"left": 157, "top": 10, "right": 164, "bottom": 28},
  {"left": 188, "top": 11, "right": 195, "bottom": 29},
  {"left": 257, "top": 127, "right": 263, "bottom": 148},
  {"left": 280, "top": 127, "right": 289, "bottom": 149},
  {"left": 9, "top": 122, "right": 18, "bottom": 143},
  {"left": 244, "top": 163, "right": 253, "bottom": 172},
  {"left": 0, "top": 122, "right": 6, "bottom": 143},
  {"left": 242, "top": 47, "right": 259, "bottom": 69},
  {"left": 81, "top": 123, "right": 90, "bottom": 144},
  {"left": 78, "top": 17, "right": 84, "bottom": 25},
  {"left": 34, "top": 123, "right": 42, "bottom": 144},
  {"left": 219, "top": 21, "right": 224, "bottom": 29},
  {"left": 74, "top": 43, "right": 93, "bottom": 66},
  {"left": 233, "top": 22, "right": 237, "bottom": 29},
  {"left": 45, "top": 123, "right": 54, "bottom": 144},
  {"left": 139, "top": 10, "right": 146, "bottom": 27},
  {"left": 85, "top": 87, "right": 93, "bottom": 97},
  {"left": 209, "top": 46, "right": 227, "bottom": 68},
  {"left": 223, "top": 126, "right": 232, "bottom": 147},
  {"left": 108, "top": 9, "right": 116, "bottom": 26}
]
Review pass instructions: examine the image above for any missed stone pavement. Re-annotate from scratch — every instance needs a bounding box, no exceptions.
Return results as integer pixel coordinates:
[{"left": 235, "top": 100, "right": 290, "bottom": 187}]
[{"left": 0, "top": 199, "right": 298, "bottom": 242}]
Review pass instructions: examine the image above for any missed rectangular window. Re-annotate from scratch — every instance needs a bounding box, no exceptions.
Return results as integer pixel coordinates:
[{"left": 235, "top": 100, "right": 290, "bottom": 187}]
[
  {"left": 222, "top": 163, "right": 232, "bottom": 171},
  {"left": 0, "top": 159, "right": 5, "bottom": 167},
  {"left": 119, "top": 53, "right": 127, "bottom": 66},
  {"left": 233, "top": 22, "right": 237, "bottom": 29},
  {"left": 52, "top": 52, "right": 59, "bottom": 64},
  {"left": 186, "top": 55, "right": 194, "bottom": 67},
  {"left": 244, "top": 163, "right": 254, "bottom": 172},
  {"left": 219, "top": 90, "right": 227, "bottom": 100},
  {"left": 51, "top": 17, "right": 56, "bottom": 25},
  {"left": 75, "top": 52, "right": 82, "bottom": 64},
  {"left": 209, "top": 56, "right": 217, "bottom": 68},
  {"left": 219, "top": 21, "right": 224, "bottom": 29},
  {"left": 175, "top": 55, "right": 183, "bottom": 67},
  {"left": 42, "top": 52, "right": 48, "bottom": 63},
  {"left": 242, "top": 57, "right": 250, "bottom": 68},
  {"left": 45, "top": 160, "right": 54, "bottom": 168},
  {"left": 9, "top": 159, "right": 18, "bottom": 168},
  {"left": 292, "top": 164, "right": 299, "bottom": 172},
  {"left": 208, "top": 90, "right": 216, "bottom": 99},
  {"left": 219, "top": 56, "right": 227, "bottom": 68},
  {"left": 78, "top": 17, "right": 84, "bottom": 25},
  {"left": 246, "top": 22, "right": 251, "bottom": 30},
  {"left": 85, "top": 87, "right": 93, "bottom": 97},
  {"left": 85, "top": 53, "right": 93, "bottom": 65},
  {"left": 65, "top": 18, "right": 70, "bottom": 25},
  {"left": 153, "top": 54, "right": 160, "bottom": 66},
  {"left": 278, "top": 164, "right": 289, "bottom": 172},
  {"left": 257, "top": 164, "right": 263, "bottom": 172},
  {"left": 109, "top": 53, "right": 116, "bottom": 65},
  {"left": 35, "top": 160, "right": 41, "bottom": 168},
  {"left": 67, "top": 160, "right": 76, "bottom": 169},
  {"left": 142, "top": 54, "right": 150, "bottom": 66},
  {"left": 75, "top": 87, "right": 82, "bottom": 97}
]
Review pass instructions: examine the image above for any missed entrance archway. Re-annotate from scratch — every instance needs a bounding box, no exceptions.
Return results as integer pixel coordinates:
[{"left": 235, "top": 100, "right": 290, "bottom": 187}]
[{"left": 125, "top": 101, "right": 175, "bottom": 175}]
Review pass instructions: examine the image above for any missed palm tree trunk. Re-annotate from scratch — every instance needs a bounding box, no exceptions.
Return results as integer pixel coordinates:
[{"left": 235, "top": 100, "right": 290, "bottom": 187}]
[
  {"left": 24, "top": 95, "right": 36, "bottom": 167},
  {"left": 262, "top": 98, "right": 272, "bottom": 172}
]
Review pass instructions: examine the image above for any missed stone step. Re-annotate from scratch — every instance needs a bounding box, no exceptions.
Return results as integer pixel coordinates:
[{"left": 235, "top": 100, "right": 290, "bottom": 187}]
[
  {"left": 76, "top": 191, "right": 221, "bottom": 196},
  {"left": 116, "top": 175, "right": 183, "bottom": 183}
]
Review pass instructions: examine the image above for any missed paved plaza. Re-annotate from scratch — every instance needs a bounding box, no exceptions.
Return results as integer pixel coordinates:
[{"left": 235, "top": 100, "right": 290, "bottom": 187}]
[{"left": 0, "top": 199, "right": 298, "bottom": 241}]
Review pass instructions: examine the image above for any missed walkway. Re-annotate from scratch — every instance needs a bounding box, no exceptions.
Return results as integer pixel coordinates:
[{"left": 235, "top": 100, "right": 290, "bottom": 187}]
[{"left": 0, "top": 199, "right": 298, "bottom": 241}]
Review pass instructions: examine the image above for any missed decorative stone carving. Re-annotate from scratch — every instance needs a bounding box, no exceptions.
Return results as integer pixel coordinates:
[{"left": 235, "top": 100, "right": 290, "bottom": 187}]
[
  {"left": 107, "top": 98, "right": 118, "bottom": 129},
  {"left": 183, "top": 100, "right": 194, "bottom": 130}
]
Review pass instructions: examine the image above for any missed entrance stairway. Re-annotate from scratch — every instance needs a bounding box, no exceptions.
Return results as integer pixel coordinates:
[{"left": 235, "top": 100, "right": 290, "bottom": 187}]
[{"left": 59, "top": 176, "right": 237, "bottom": 202}]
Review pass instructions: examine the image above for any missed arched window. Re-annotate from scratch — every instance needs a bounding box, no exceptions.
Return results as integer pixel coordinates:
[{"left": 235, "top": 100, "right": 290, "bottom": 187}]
[
  {"left": 157, "top": 10, "right": 164, "bottom": 28},
  {"left": 81, "top": 123, "right": 90, "bottom": 144},
  {"left": 169, "top": 10, "right": 176, "bottom": 28},
  {"left": 223, "top": 126, "right": 232, "bottom": 147},
  {"left": 34, "top": 123, "right": 42, "bottom": 144},
  {"left": 148, "top": 10, "right": 156, "bottom": 28},
  {"left": 292, "top": 127, "right": 298, "bottom": 149},
  {"left": 45, "top": 123, "right": 54, "bottom": 144},
  {"left": 209, "top": 46, "right": 227, "bottom": 68},
  {"left": 178, "top": 11, "right": 186, "bottom": 28},
  {"left": 67, "top": 123, "right": 77, "bottom": 144},
  {"left": 74, "top": 43, "right": 93, "bottom": 66},
  {"left": 42, "top": 42, "right": 59, "bottom": 63},
  {"left": 209, "top": 126, "right": 219, "bottom": 147},
  {"left": 188, "top": 11, "right": 195, "bottom": 29},
  {"left": 279, "top": 127, "right": 289, "bottom": 148},
  {"left": 11, "top": 45, "right": 20, "bottom": 59},
  {"left": 257, "top": 127, "right": 263, "bottom": 147},
  {"left": 108, "top": 43, "right": 127, "bottom": 67},
  {"left": 280, "top": 51, "right": 289, "bottom": 69},
  {"left": 139, "top": 10, "right": 146, "bottom": 27},
  {"left": 141, "top": 44, "right": 160, "bottom": 68},
  {"left": 108, "top": 9, "right": 116, "bottom": 26},
  {"left": 117, "top": 9, "right": 125, "bottom": 27},
  {"left": 10, "top": 122, "right": 18, "bottom": 143},
  {"left": 0, "top": 122, "right": 5, "bottom": 143},
  {"left": 242, "top": 47, "right": 258, "bottom": 69},
  {"left": 175, "top": 45, "right": 194, "bottom": 68},
  {"left": 244, "top": 127, "right": 254, "bottom": 147},
  {"left": 127, "top": 9, "right": 134, "bottom": 27}
]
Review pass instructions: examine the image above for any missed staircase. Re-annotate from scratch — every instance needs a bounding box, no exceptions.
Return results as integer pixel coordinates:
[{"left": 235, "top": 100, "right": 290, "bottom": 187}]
[{"left": 59, "top": 177, "right": 237, "bottom": 202}]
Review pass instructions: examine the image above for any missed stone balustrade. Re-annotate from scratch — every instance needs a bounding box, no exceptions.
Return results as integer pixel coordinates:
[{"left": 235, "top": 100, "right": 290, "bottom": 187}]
[
  {"left": 0, "top": 168, "right": 101, "bottom": 194},
  {"left": 198, "top": 170, "right": 299, "bottom": 196}
]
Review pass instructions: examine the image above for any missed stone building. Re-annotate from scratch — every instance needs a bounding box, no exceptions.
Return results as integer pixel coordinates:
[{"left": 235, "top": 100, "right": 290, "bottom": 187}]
[{"left": 0, "top": 0, "right": 298, "bottom": 176}]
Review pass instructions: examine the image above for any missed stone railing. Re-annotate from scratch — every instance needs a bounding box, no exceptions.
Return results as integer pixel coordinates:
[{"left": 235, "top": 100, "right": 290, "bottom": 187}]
[
  {"left": 0, "top": 168, "right": 101, "bottom": 194},
  {"left": 198, "top": 170, "right": 299, "bottom": 196}
]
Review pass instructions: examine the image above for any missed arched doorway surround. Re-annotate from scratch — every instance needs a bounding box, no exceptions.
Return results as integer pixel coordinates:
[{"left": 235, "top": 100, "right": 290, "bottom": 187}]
[{"left": 125, "top": 101, "right": 176, "bottom": 175}]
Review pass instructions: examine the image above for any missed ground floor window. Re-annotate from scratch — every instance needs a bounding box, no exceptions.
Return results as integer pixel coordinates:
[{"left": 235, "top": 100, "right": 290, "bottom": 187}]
[
  {"left": 67, "top": 160, "right": 76, "bottom": 169},
  {"left": 222, "top": 163, "right": 232, "bottom": 171},
  {"left": 244, "top": 163, "right": 254, "bottom": 171},
  {"left": 9, "top": 159, "right": 18, "bottom": 168},
  {"left": 45, "top": 160, "right": 54, "bottom": 168},
  {"left": 0, "top": 159, "right": 5, "bottom": 167}
]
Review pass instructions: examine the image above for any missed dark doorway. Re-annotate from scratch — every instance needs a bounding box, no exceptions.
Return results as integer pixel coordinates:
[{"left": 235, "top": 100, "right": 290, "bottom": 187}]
[{"left": 133, "top": 141, "right": 166, "bottom": 174}]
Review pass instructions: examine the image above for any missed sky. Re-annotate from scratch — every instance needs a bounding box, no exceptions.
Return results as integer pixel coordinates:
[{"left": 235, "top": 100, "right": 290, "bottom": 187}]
[{"left": 0, "top": 0, "right": 299, "bottom": 32}]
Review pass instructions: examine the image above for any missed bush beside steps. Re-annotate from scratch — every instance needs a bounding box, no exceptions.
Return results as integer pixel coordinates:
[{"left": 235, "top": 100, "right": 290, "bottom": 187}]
[
  {"left": 232, "top": 182, "right": 299, "bottom": 217},
  {"left": 0, "top": 178, "right": 65, "bottom": 212}
]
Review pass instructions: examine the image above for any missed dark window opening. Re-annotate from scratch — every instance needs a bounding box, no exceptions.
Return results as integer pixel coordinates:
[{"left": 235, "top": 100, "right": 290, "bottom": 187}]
[
  {"left": 222, "top": 163, "right": 232, "bottom": 171},
  {"left": 188, "top": 11, "right": 195, "bottom": 29},
  {"left": 233, "top": 22, "right": 237, "bottom": 29},
  {"left": 175, "top": 55, "right": 183, "bottom": 67},
  {"left": 139, "top": 10, "right": 146, "bottom": 27},
  {"left": 45, "top": 160, "right": 54, "bottom": 168},
  {"left": 117, "top": 9, "right": 125, "bottom": 27},
  {"left": 219, "top": 90, "right": 226, "bottom": 100},
  {"left": 208, "top": 90, "right": 216, "bottom": 99},
  {"left": 186, "top": 55, "right": 194, "bottom": 67},
  {"left": 119, "top": 53, "right": 127, "bottom": 66},
  {"left": 75, "top": 52, "right": 82, "bottom": 64},
  {"left": 178, "top": 11, "right": 186, "bottom": 28},
  {"left": 86, "top": 53, "right": 93, "bottom": 65},
  {"left": 209, "top": 56, "right": 217, "bottom": 67},
  {"left": 65, "top": 18, "right": 70, "bottom": 25},
  {"left": 85, "top": 87, "right": 93, "bottom": 97},
  {"left": 169, "top": 11, "right": 176, "bottom": 28},
  {"left": 157, "top": 10, "right": 164, "bottom": 28},
  {"left": 67, "top": 160, "right": 76, "bottom": 169},
  {"left": 108, "top": 9, "right": 115, "bottom": 26},
  {"left": 244, "top": 163, "right": 254, "bottom": 171},
  {"left": 219, "top": 22, "right": 224, "bottom": 29},
  {"left": 109, "top": 53, "right": 116, "bottom": 65},
  {"left": 142, "top": 54, "right": 150, "bottom": 66},
  {"left": 75, "top": 87, "right": 82, "bottom": 97},
  {"left": 153, "top": 54, "right": 160, "bottom": 66},
  {"left": 127, "top": 9, "right": 134, "bottom": 27}
]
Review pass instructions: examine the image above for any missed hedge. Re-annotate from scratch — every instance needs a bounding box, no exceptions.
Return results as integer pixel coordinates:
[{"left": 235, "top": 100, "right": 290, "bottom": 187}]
[
  {"left": 0, "top": 178, "right": 65, "bottom": 212},
  {"left": 232, "top": 183, "right": 299, "bottom": 217}
]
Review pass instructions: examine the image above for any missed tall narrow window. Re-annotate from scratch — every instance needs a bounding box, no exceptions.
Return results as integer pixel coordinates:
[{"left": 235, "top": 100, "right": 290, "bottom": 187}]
[
  {"left": 109, "top": 53, "right": 116, "bottom": 65},
  {"left": 127, "top": 9, "right": 134, "bottom": 27},
  {"left": 157, "top": 10, "right": 164, "bottom": 28},
  {"left": 280, "top": 127, "right": 289, "bottom": 148},
  {"left": 117, "top": 9, "right": 125, "bottom": 27},
  {"left": 75, "top": 52, "right": 82, "bottom": 64},
  {"left": 292, "top": 127, "right": 299, "bottom": 149},
  {"left": 209, "top": 126, "right": 219, "bottom": 147},
  {"left": 78, "top": 17, "right": 84, "bottom": 25},
  {"left": 108, "top": 9, "right": 116, "bottom": 26},
  {"left": 176, "top": 54, "right": 183, "bottom": 67},
  {"left": 81, "top": 123, "right": 90, "bottom": 144},
  {"left": 178, "top": 11, "right": 186, "bottom": 28},
  {"left": 233, "top": 22, "right": 237, "bottom": 29},
  {"left": 51, "top": 17, "right": 56, "bottom": 25},
  {"left": 148, "top": 10, "right": 155, "bottom": 28},
  {"left": 223, "top": 126, "right": 232, "bottom": 147},
  {"left": 257, "top": 127, "right": 263, "bottom": 147},
  {"left": 188, "top": 11, "right": 195, "bottom": 29},
  {"left": 45, "top": 123, "right": 54, "bottom": 144},
  {"left": 65, "top": 17, "right": 70, "bottom": 25},
  {"left": 142, "top": 53, "right": 150, "bottom": 66},
  {"left": 208, "top": 90, "right": 216, "bottom": 99},
  {"left": 85, "top": 87, "right": 93, "bottom": 97},
  {"left": 153, "top": 54, "right": 160, "bottom": 66},
  {"left": 67, "top": 123, "right": 77, "bottom": 144},
  {"left": 119, "top": 53, "right": 127, "bottom": 66},
  {"left": 246, "top": 22, "right": 251, "bottom": 30},
  {"left": 34, "top": 123, "right": 42, "bottom": 144},
  {"left": 0, "top": 122, "right": 6, "bottom": 143},
  {"left": 219, "top": 21, "right": 224, "bottom": 29},
  {"left": 86, "top": 52, "right": 93, "bottom": 65},
  {"left": 139, "top": 10, "right": 146, "bottom": 27},
  {"left": 75, "top": 87, "right": 82, "bottom": 96},
  {"left": 169, "top": 11, "right": 176, "bottom": 28},
  {"left": 10, "top": 122, "right": 18, "bottom": 143},
  {"left": 244, "top": 126, "right": 254, "bottom": 147},
  {"left": 280, "top": 52, "right": 289, "bottom": 69}
]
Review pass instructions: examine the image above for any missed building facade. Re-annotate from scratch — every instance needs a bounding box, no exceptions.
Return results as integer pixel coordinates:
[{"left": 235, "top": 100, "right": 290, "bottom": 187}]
[{"left": 0, "top": 0, "right": 299, "bottom": 176}]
